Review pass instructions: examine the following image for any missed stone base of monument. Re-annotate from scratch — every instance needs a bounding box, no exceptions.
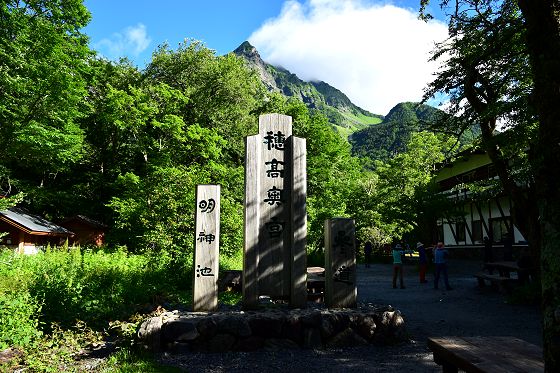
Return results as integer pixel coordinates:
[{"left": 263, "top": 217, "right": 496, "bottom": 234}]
[{"left": 137, "top": 304, "right": 406, "bottom": 353}]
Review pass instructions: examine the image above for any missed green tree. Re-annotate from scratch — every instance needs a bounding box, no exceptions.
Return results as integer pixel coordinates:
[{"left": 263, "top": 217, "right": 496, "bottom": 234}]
[
  {"left": 0, "top": 0, "right": 91, "bottom": 185},
  {"left": 108, "top": 163, "right": 243, "bottom": 256},
  {"left": 144, "top": 40, "right": 266, "bottom": 163},
  {"left": 351, "top": 132, "right": 454, "bottom": 244}
]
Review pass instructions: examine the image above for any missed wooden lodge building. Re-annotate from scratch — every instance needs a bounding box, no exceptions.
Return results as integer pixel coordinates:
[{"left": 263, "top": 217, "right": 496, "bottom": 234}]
[
  {"left": 60, "top": 215, "right": 107, "bottom": 247},
  {"left": 432, "top": 149, "right": 528, "bottom": 256},
  {"left": 0, "top": 207, "right": 75, "bottom": 254}
]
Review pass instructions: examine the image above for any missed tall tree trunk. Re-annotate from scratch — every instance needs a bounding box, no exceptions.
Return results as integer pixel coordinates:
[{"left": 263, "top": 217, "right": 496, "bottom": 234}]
[{"left": 518, "top": 1, "right": 560, "bottom": 371}]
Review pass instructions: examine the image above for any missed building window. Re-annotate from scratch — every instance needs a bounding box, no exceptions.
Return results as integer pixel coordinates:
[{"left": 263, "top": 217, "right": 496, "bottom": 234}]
[
  {"left": 490, "top": 218, "right": 510, "bottom": 243},
  {"left": 456, "top": 222, "right": 466, "bottom": 242},
  {"left": 472, "top": 220, "right": 483, "bottom": 243}
]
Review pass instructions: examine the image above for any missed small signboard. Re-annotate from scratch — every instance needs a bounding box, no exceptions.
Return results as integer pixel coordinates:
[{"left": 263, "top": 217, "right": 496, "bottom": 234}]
[{"left": 193, "top": 184, "right": 220, "bottom": 311}]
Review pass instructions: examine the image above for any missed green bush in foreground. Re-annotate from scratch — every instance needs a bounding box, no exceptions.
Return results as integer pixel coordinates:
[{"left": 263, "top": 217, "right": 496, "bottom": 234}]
[
  {"left": 0, "top": 247, "right": 191, "bottom": 347},
  {"left": 0, "top": 246, "right": 243, "bottom": 370},
  {"left": 0, "top": 291, "right": 42, "bottom": 350}
]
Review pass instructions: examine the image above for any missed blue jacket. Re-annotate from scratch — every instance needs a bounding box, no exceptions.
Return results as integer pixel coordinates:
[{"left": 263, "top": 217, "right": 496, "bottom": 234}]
[{"left": 434, "top": 247, "right": 448, "bottom": 264}]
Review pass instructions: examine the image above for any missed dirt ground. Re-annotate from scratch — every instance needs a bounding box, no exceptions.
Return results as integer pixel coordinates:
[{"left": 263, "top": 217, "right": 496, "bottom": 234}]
[{"left": 157, "top": 259, "right": 542, "bottom": 372}]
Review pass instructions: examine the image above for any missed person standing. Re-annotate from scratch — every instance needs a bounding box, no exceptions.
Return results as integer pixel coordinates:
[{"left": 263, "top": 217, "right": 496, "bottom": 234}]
[
  {"left": 417, "top": 242, "right": 428, "bottom": 283},
  {"left": 392, "top": 244, "right": 405, "bottom": 289},
  {"left": 434, "top": 241, "right": 452, "bottom": 290},
  {"left": 364, "top": 241, "right": 373, "bottom": 268}
]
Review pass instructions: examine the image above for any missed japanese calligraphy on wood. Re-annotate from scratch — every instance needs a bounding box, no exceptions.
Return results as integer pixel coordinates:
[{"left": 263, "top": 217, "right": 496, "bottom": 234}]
[
  {"left": 324, "top": 218, "right": 357, "bottom": 308},
  {"left": 243, "top": 114, "right": 307, "bottom": 308},
  {"left": 193, "top": 184, "right": 220, "bottom": 311}
]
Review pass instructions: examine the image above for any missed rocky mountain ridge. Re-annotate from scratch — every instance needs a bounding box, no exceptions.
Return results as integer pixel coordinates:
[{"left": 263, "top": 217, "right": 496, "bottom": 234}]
[{"left": 233, "top": 41, "right": 383, "bottom": 135}]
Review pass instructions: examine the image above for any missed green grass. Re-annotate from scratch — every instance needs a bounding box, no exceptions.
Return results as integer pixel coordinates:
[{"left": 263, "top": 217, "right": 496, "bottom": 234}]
[
  {"left": 331, "top": 111, "right": 383, "bottom": 139},
  {"left": 100, "top": 349, "right": 182, "bottom": 372},
  {"left": 0, "top": 246, "right": 243, "bottom": 370}
]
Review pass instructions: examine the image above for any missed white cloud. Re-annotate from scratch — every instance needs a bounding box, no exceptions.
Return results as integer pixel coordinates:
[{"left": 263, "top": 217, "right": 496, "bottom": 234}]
[
  {"left": 249, "top": 0, "right": 448, "bottom": 115},
  {"left": 94, "top": 23, "right": 151, "bottom": 60}
]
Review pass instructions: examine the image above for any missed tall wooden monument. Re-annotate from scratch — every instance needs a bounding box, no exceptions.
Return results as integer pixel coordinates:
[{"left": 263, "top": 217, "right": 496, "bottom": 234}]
[{"left": 243, "top": 114, "right": 307, "bottom": 308}]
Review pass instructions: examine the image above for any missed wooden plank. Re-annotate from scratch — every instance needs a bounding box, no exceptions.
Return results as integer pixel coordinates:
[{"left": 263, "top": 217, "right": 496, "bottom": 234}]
[
  {"left": 243, "top": 135, "right": 260, "bottom": 309},
  {"left": 324, "top": 218, "right": 357, "bottom": 308},
  {"left": 428, "top": 337, "right": 486, "bottom": 373},
  {"left": 288, "top": 136, "right": 307, "bottom": 308},
  {"left": 428, "top": 336, "right": 544, "bottom": 373},
  {"left": 464, "top": 336, "right": 543, "bottom": 373},
  {"left": 193, "top": 184, "right": 220, "bottom": 311}
]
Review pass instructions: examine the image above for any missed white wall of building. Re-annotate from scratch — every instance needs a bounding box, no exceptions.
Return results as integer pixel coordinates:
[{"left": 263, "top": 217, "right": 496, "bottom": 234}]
[{"left": 440, "top": 194, "right": 527, "bottom": 247}]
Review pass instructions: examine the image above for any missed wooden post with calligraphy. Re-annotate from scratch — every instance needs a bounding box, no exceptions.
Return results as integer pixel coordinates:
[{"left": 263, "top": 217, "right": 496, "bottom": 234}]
[
  {"left": 193, "top": 184, "right": 220, "bottom": 312},
  {"left": 243, "top": 114, "right": 307, "bottom": 309},
  {"left": 324, "top": 218, "right": 357, "bottom": 308}
]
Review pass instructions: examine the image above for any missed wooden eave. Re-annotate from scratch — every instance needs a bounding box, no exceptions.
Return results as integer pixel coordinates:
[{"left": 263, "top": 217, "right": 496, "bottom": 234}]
[{"left": 0, "top": 215, "right": 74, "bottom": 237}]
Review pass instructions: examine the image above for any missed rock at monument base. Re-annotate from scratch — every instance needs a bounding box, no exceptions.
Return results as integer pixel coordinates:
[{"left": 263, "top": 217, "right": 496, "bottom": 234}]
[
  {"left": 303, "top": 327, "right": 322, "bottom": 349},
  {"left": 300, "top": 310, "right": 322, "bottom": 327},
  {"left": 196, "top": 317, "right": 218, "bottom": 339},
  {"left": 234, "top": 336, "right": 266, "bottom": 352},
  {"left": 137, "top": 306, "right": 407, "bottom": 353},
  {"left": 373, "top": 310, "right": 407, "bottom": 344},
  {"left": 217, "top": 316, "right": 251, "bottom": 337},
  {"left": 206, "top": 334, "right": 237, "bottom": 353},
  {"left": 354, "top": 315, "right": 377, "bottom": 341},
  {"left": 327, "top": 327, "right": 368, "bottom": 348},
  {"left": 248, "top": 313, "right": 284, "bottom": 338},
  {"left": 137, "top": 316, "right": 162, "bottom": 352},
  {"left": 161, "top": 319, "right": 199, "bottom": 343},
  {"left": 282, "top": 314, "right": 303, "bottom": 344},
  {"left": 264, "top": 338, "right": 300, "bottom": 351}
]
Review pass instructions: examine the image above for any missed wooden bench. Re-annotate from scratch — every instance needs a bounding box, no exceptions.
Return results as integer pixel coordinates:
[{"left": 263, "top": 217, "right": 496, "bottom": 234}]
[
  {"left": 427, "top": 336, "right": 544, "bottom": 373},
  {"left": 474, "top": 272, "right": 516, "bottom": 293}
]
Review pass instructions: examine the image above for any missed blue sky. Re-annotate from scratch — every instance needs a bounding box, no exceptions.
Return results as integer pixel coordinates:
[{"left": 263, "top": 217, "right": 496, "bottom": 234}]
[{"left": 83, "top": 0, "right": 448, "bottom": 115}]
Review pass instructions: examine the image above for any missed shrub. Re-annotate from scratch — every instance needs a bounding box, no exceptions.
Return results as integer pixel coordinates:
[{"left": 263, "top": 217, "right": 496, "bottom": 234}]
[{"left": 0, "top": 291, "right": 42, "bottom": 349}]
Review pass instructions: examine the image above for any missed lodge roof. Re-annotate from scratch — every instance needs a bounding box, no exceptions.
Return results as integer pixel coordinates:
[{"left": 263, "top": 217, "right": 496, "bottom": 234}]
[
  {"left": 0, "top": 207, "right": 74, "bottom": 236},
  {"left": 61, "top": 215, "right": 107, "bottom": 229}
]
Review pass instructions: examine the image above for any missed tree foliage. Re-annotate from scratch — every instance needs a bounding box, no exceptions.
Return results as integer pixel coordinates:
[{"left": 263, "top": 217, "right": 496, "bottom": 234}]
[
  {"left": 0, "top": 0, "right": 91, "bottom": 179},
  {"left": 350, "top": 131, "right": 455, "bottom": 245}
]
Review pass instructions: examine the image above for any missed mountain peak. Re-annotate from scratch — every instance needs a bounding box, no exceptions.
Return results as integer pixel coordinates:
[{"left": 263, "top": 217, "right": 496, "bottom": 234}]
[
  {"left": 233, "top": 41, "right": 277, "bottom": 91},
  {"left": 233, "top": 41, "right": 261, "bottom": 61}
]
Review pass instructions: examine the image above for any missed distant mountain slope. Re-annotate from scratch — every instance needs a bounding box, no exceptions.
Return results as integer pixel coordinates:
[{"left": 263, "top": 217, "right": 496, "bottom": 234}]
[
  {"left": 233, "top": 41, "right": 383, "bottom": 135},
  {"left": 350, "top": 102, "right": 447, "bottom": 161}
]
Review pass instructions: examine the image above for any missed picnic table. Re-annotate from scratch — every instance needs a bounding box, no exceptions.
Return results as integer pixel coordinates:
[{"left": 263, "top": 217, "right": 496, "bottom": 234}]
[
  {"left": 427, "top": 336, "right": 544, "bottom": 373},
  {"left": 483, "top": 261, "right": 534, "bottom": 283}
]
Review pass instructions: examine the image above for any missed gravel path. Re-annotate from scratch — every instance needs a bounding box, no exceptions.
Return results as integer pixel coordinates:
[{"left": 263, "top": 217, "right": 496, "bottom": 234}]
[{"left": 158, "top": 259, "right": 542, "bottom": 372}]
